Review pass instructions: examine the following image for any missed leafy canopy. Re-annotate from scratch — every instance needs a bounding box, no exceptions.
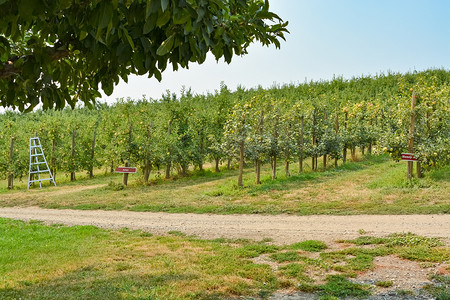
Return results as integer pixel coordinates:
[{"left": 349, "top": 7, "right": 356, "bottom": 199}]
[{"left": 0, "top": 0, "right": 288, "bottom": 112}]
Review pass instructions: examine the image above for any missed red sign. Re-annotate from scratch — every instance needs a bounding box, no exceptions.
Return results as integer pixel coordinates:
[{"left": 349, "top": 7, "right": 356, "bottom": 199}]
[
  {"left": 115, "top": 167, "right": 137, "bottom": 173},
  {"left": 401, "top": 153, "right": 418, "bottom": 161}
]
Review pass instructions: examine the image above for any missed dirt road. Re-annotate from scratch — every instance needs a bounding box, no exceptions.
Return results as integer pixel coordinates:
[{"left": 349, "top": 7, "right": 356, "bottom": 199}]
[{"left": 0, "top": 207, "right": 448, "bottom": 244}]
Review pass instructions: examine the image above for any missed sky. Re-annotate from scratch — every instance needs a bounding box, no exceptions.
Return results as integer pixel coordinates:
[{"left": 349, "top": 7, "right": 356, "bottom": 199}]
[{"left": 102, "top": 0, "right": 450, "bottom": 102}]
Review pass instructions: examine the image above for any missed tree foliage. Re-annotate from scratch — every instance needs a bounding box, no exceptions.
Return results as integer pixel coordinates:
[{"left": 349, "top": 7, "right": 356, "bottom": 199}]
[
  {"left": 0, "top": 0, "right": 288, "bottom": 112},
  {"left": 1, "top": 69, "right": 448, "bottom": 187}
]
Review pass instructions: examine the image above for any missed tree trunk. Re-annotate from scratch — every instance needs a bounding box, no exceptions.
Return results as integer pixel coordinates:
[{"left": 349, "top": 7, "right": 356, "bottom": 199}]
[
  {"left": 110, "top": 161, "right": 114, "bottom": 174},
  {"left": 165, "top": 162, "right": 171, "bottom": 179},
  {"left": 181, "top": 164, "right": 188, "bottom": 176},
  {"left": 89, "top": 128, "right": 96, "bottom": 178},
  {"left": 417, "top": 161, "right": 422, "bottom": 178},
  {"left": 7, "top": 137, "right": 13, "bottom": 189},
  {"left": 323, "top": 154, "right": 327, "bottom": 171},
  {"left": 70, "top": 129, "right": 76, "bottom": 181},
  {"left": 255, "top": 159, "right": 261, "bottom": 184},
  {"left": 144, "top": 159, "right": 151, "bottom": 183},
  {"left": 285, "top": 160, "right": 290, "bottom": 177},
  {"left": 335, "top": 109, "right": 339, "bottom": 167},
  {"left": 351, "top": 147, "right": 356, "bottom": 161},
  {"left": 343, "top": 148, "right": 347, "bottom": 164},
  {"left": 215, "top": 157, "right": 220, "bottom": 172},
  {"left": 199, "top": 134, "right": 204, "bottom": 171},
  {"left": 361, "top": 146, "right": 365, "bottom": 156},
  {"left": 272, "top": 156, "right": 277, "bottom": 180},
  {"left": 238, "top": 140, "right": 244, "bottom": 187},
  {"left": 227, "top": 159, "right": 231, "bottom": 170}
]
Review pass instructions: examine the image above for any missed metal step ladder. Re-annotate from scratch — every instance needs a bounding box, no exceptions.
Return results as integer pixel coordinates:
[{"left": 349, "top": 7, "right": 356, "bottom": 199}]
[{"left": 28, "top": 137, "right": 56, "bottom": 189}]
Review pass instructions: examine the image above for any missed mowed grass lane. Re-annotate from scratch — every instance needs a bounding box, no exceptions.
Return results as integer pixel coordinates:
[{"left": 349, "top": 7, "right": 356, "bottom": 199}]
[{"left": 1, "top": 155, "right": 449, "bottom": 215}]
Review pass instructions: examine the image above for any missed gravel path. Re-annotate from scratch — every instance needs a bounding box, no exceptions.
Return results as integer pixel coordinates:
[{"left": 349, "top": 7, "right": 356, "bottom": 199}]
[
  {"left": 0, "top": 207, "right": 448, "bottom": 299},
  {"left": 0, "top": 207, "right": 448, "bottom": 244}
]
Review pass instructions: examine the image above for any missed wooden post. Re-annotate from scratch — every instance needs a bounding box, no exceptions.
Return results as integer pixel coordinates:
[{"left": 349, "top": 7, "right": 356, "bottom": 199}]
[
  {"left": 123, "top": 161, "right": 129, "bottom": 186},
  {"left": 70, "top": 129, "right": 76, "bottom": 181},
  {"left": 256, "top": 111, "right": 264, "bottom": 184},
  {"left": 238, "top": 140, "right": 244, "bottom": 187},
  {"left": 89, "top": 128, "right": 96, "bottom": 179},
  {"left": 144, "top": 122, "right": 153, "bottom": 183},
  {"left": 312, "top": 109, "right": 317, "bottom": 171},
  {"left": 165, "top": 120, "right": 172, "bottom": 179},
  {"left": 285, "top": 122, "right": 291, "bottom": 177},
  {"left": 51, "top": 139, "right": 56, "bottom": 179},
  {"left": 407, "top": 92, "right": 416, "bottom": 180},
  {"left": 298, "top": 115, "right": 304, "bottom": 173},
  {"left": 272, "top": 114, "right": 279, "bottom": 180},
  {"left": 335, "top": 110, "right": 339, "bottom": 167},
  {"left": 323, "top": 112, "right": 328, "bottom": 171},
  {"left": 7, "top": 137, "right": 14, "bottom": 189},
  {"left": 343, "top": 112, "right": 348, "bottom": 163}
]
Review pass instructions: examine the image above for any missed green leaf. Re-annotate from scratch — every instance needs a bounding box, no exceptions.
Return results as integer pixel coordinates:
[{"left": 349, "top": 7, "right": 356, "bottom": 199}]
[
  {"left": 122, "top": 29, "right": 135, "bottom": 50},
  {"left": 79, "top": 31, "right": 88, "bottom": 40},
  {"left": 173, "top": 8, "right": 191, "bottom": 25},
  {"left": 154, "top": 69, "right": 162, "bottom": 81},
  {"left": 156, "top": 9, "right": 171, "bottom": 27},
  {"left": 18, "top": 0, "right": 35, "bottom": 21},
  {"left": 161, "top": 0, "right": 169, "bottom": 12},
  {"left": 98, "top": 2, "right": 113, "bottom": 29},
  {"left": 156, "top": 33, "right": 175, "bottom": 56}
]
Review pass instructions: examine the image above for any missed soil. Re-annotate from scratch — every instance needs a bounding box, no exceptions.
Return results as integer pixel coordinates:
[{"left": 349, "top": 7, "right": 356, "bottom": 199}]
[{"left": 0, "top": 206, "right": 448, "bottom": 299}]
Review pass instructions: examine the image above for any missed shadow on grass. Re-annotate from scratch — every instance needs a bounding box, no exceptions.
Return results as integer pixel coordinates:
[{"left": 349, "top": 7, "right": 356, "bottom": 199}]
[
  {"left": 245, "top": 155, "right": 389, "bottom": 195},
  {"left": 0, "top": 268, "right": 199, "bottom": 300}
]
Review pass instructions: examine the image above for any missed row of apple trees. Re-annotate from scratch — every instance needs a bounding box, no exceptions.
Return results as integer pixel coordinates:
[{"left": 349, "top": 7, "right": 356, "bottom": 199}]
[{"left": 1, "top": 69, "right": 448, "bottom": 188}]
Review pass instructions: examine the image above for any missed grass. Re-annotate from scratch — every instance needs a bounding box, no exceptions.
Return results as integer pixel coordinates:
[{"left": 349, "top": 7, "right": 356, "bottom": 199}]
[
  {"left": 0, "top": 218, "right": 448, "bottom": 299},
  {"left": 291, "top": 240, "right": 328, "bottom": 252},
  {"left": 1, "top": 154, "right": 449, "bottom": 215},
  {"left": 424, "top": 274, "right": 450, "bottom": 300}
]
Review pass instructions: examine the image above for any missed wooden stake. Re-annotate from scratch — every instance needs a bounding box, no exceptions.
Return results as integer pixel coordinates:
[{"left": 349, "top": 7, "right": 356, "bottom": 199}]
[
  {"left": 123, "top": 161, "right": 129, "bottom": 186},
  {"left": 89, "top": 128, "right": 96, "bottom": 179},
  {"left": 343, "top": 112, "right": 348, "bottom": 164},
  {"left": 298, "top": 115, "right": 304, "bottom": 173},
  {"left": 335, "top": 109, "right": 339, "bottom": 167},
  {"left": 238, "top": 140, "right": 244, "bottom": 187},
  {"left": 70, "top": 129, "right": 76, "bottom": 181},
  {"left": 407, "top": 92, "right": 416, "bottom": 180},
  {"left": 7, "top": 137, "right": 14, "bottom": 189}
]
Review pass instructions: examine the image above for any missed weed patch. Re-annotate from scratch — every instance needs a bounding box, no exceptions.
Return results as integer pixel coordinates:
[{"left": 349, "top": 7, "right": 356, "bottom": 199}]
[
  {"left": 291, "top": 240, "right": 328, "bottom": 252},
  {"left": 318, "top": 275, "right": 370, "bottom": 299}
]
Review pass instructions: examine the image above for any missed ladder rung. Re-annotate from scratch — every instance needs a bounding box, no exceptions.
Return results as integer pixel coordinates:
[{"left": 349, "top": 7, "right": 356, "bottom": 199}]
[
  {"left": 29, "top": 170, "right": 50, "bottom": 174},
  {"left": 31, "top": 154, "right": 44, "bottom": 157},
  {"left": 29, "top": 178, "right": 54, "bottom": 183}
]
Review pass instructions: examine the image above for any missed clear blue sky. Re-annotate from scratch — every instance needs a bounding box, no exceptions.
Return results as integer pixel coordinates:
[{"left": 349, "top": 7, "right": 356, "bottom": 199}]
[{"left": 101, "top": 0, "right": 450, "bottom": 102}]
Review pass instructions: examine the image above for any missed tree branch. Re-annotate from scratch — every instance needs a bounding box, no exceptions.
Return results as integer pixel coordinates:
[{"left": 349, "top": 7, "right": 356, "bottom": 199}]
[{"left": 0, "top": 47, "right": 70, "bottom": 79}]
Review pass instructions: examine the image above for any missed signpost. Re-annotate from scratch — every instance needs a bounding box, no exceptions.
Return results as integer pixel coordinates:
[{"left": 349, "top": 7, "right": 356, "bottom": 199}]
[
  {"left": 115, "top": 167, "right": 137, "bottom": 173},
  {"left": 115, "top": 163, "right": 136, "bottom": 186},
  {"left": 401, "top": 153, "right": 418, "bottom": 162}
]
